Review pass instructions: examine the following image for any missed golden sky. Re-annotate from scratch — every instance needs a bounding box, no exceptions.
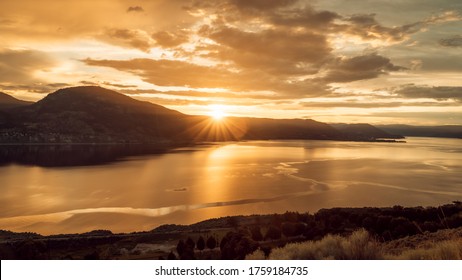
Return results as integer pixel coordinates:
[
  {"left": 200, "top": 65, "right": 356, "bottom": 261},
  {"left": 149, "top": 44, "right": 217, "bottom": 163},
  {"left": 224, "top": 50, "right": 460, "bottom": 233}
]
[{"left": 1, "top": 0, "right": 461, "bottom": 125}]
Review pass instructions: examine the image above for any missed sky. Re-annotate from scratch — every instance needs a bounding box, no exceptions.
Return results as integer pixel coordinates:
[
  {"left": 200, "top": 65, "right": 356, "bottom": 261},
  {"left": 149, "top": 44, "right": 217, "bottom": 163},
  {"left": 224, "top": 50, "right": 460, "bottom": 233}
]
[{"left": 0, "top": 0, "right": 461, "bottom": 125}]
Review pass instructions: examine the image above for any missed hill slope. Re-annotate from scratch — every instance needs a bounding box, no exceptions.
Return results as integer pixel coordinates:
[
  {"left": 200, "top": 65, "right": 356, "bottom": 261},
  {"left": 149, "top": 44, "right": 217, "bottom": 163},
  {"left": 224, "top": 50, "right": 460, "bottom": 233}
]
[
  {"left": 0, "top": 86, "right": 402, "bottom": 143},
  {"left": 331, "top": 123, "right": 403, "bottom": 140},
  {"left": 377, "top": 124, "right": 462, "bottom": 139},
  {"left": 0, "top": 92, "right": 32, "bottom": 110},
  {"left": 5, "top": 86, "right": 189, "bottom": 143}
]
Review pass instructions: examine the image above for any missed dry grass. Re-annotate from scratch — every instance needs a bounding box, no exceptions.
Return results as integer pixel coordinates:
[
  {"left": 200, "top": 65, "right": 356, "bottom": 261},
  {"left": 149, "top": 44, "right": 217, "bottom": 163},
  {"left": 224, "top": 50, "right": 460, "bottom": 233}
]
[
  {"left": 247, "top": 229, "right": 383, "bottom": 260},
  {"left": 247, "top": 228, "right": 462, "bottom": 260},
  {"left": 390, "top": 238, "right": 462, "bottom": 260}
]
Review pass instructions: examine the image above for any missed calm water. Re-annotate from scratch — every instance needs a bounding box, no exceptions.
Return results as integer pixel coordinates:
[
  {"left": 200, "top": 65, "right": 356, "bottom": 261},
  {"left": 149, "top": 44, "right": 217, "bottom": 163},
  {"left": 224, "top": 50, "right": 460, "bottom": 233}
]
[{"left": 1, "top": 137, "right": 461, "bottom": 235}]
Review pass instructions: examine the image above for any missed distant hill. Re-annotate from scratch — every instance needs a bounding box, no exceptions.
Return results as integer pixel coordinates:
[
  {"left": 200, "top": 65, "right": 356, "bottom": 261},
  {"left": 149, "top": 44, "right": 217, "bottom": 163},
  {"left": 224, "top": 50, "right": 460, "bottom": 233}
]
[
  {"left": 5, "top": 86, "right": 189, "bottom": 143},
  {"left": 0, "top": 86, "right": 402, "bottom": 143},
  {"left": 0, "top": 92, "right": 32, "bottom": 110},
  {"left": 331, "top": 123, "right": 403, "bottom": 140},
  {"left": 239, "top": 117, "right": 342, "bottom": 140},
  {"left": 377, "top": 124, "right": 462, "bottom": 139}
]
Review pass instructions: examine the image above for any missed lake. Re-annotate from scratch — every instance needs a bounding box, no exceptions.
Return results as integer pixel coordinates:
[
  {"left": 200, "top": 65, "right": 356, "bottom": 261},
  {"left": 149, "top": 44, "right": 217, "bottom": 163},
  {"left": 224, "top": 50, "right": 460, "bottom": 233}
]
[{"left": 1, "top": 137, "right": 461, "bottom": 235}]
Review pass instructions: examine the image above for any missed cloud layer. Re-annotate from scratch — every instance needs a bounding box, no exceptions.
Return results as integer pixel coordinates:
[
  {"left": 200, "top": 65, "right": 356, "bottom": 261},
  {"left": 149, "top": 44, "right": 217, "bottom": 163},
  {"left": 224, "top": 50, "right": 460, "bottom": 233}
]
[{"left": 0, "top": 0, "right": 461, "bottom": 125}]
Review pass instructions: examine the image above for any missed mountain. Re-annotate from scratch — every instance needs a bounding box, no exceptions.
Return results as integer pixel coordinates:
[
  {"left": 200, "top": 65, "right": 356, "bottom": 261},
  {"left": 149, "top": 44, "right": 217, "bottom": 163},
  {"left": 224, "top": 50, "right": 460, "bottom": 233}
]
[
  {"left": 5, "top": 86, "right": 189, "bottom": 143},
  {"left": 331, "top": 123, "right": 404, "bottom": 140},
  {"left": 0, "top": 86, "right": 402, "bottom": 143},
  {"left": 377, "top": 124, "right": 462, "bottom": 139},
  {"left": 0, "top": 92, "right": 32, "bottom": 110}
]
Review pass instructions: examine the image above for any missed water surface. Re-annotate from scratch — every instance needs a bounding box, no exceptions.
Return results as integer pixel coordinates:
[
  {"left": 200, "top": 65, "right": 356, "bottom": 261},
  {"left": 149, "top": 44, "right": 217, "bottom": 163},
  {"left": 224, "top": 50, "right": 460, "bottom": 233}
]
[{"left": 0, "top": 137, "right": 461, "bottom": 235}]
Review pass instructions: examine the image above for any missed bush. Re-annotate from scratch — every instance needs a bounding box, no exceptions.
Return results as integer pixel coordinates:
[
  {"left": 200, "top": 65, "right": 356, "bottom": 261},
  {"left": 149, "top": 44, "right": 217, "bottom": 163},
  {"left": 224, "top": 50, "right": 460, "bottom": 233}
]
[
  {"left": 265, "top": 225, "right": 282, "bottom": 240},
  {"left": 197, "top": 236, "right": 205, "bottom": 251},
  {"left": 206, "top": 236, "right": 217, "bottom": 250},
  {"left": 281, "top": 222, "right": 306, "bottom": 237},
  {"left": 393, "top": 239, "right": 462, "bottom": 260},
  {"left": 267, "top": 229, "right": 382, "bottom": 260},
  {"left": 250, "top": 226, "right": 263, "bottom": 241},
  {"left": 220, "top": 231, "right": 258, "bottom": 259},
  {"left": 245, "top": 249, "right": 266, "bottom": 260}
]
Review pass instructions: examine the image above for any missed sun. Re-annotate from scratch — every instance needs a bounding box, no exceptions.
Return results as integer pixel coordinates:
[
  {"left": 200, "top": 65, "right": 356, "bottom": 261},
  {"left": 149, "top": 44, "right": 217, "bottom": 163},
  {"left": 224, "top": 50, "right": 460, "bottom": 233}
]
[{"left": 209, "top": 105, "right": 227, "bottom": 121}]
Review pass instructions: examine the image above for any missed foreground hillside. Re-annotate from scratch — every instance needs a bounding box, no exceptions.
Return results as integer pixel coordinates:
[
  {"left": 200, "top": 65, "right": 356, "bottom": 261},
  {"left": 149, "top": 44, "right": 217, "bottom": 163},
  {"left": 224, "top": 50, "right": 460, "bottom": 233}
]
[
  {"left": 248, "top": 227, "right": 462, "bottom": 260},
  {"left": 0, "top": 86, "right": 401, "bottom": 143},
  {"left": 1, "top": 202, "right": 461, "bottom": 260}
]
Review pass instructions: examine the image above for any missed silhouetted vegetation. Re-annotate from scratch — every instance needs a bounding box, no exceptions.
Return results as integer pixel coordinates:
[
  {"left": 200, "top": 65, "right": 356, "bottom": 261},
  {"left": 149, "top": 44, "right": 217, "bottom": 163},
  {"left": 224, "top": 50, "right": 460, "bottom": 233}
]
[
  {"left": 206, "top": 236, "right": 217, "bottom": 250},
  {"left": 250, "top": 226, "right": 263, "bottom": 241},
  {"left": 220, "top": 230, "right": 259, "bottom": 260},
  {"left": 1, "top": 202, "right": 461, "bottom": 260},
  {"left": 196, "top": 236, "right": 205, "bottom": 252}
]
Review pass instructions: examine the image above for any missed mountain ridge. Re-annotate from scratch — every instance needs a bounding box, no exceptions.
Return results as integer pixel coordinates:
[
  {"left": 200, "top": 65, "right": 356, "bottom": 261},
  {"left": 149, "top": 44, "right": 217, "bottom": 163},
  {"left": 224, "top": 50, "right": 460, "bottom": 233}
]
[
  {"left": 0, "top": 92, "right": 33, "bottom": 110},
  {"left": 0, "top": 86, "right": 401, "bottom": 143},
  {"left": 377, "top": 124, "right": 462, "bottom": 139}
]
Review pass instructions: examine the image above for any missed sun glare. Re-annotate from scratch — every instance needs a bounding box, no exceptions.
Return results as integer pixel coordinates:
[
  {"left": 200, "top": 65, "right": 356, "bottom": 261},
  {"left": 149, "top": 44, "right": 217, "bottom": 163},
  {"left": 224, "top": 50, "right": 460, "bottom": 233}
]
[{"left": 209, "top": 105, "right": 227, "bottom": 121}]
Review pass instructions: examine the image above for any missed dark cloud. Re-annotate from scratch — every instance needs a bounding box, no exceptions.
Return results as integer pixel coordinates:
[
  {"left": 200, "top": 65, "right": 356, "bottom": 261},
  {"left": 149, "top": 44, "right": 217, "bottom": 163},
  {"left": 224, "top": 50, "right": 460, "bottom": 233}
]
[
  {"left": 152, "top": 31, "right": 189, "bottom": 48},
  {"left": 202, "top": 26, "right": 330, "bottom": 76},
  {"left": 189, "top": 0, "right": 297, "bottom": 13},
  {"left": 83, "top": 58, "right": 236, "bottom": 89},
  {"left": 322, "top": 54, "right": 406, "bottom": 83},
  {"left": 82, "top": 58, "right": 329, "bottom": 97},
  {"left": 0, "top": 83, "right": 70, "bottom": 94},
  {"left": 121, "top": 88, "right": 233, "bottom": 98},
  {"left": 0, "top": 19, "right": 15, "bottom": 26},
  {"left": 189, "top": 0, "right": 339, "bottom": 31},
  {"left": 79, "top": 80, "right": 99, "bottom": 86},
  {"left": 120, "top": 88, "right": 279, "bottom": 100},
  {"left": 228, "top": 0, "right": 297, "bottom": 11},
  {"left": 339, "top": 10, "right": 460, "bottom": 43},
  {"left": 300, "top": 100, "right": 455, "bottom": 108},
  {"left": 127, "top": 6, "right": 144, "bottom": 13},
  {"left": 104, "top": 28, "right": 153, "bottom": 52},
  {"left": 101, "top": 82, "right": 138, "bottom": 88},
  {"left": 424, "top": 10, "right": 461, "bottom": 24},
  {"left": 394, "top": 85, "right": 462, "bottom": 101},
  {"left": 268, "top": 8, "right": 340, "bottom": 30},
  {"left": 342, "top": 14, "right": 421, "bottom": 42},
  {"left": 0, "top": 49, "right": 56, "bottom": 84},
  {"left": 439, "top": 35, "right": 462, "bottom": 47}
]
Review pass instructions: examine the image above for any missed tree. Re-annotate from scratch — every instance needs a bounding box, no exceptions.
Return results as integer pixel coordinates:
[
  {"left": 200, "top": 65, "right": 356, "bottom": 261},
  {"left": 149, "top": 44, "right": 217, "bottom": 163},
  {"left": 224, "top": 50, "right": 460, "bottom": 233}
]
[
  {"left": 227, "top": 216, "right": 239, "bottom": 228},
  {"left": 220, "top": 231, "right": 258, "bottom": 259},
  {"left": 186, "top": 237, "right": 195, "bottom": 250},
  {"left": 265, "top": 225, "right": 282, "bottom": 240},
  {"left": 167, "top": 251, "right": 176, "bottom": 260},
  {"left": 207, "top": 236, "right": 217, "bottom": 250},
  {"left": 177, "top": 238, "right": 196, "bottom": 260},
  {"left": 176, "top": 240, "right": 185, "bottom": 256},
  {"left": 282, "top": 222, "right": 306, "bottom": 237},
  {"left": 250, "top": 226, "right": 263, "bottom": 241},
  {"left": 197, "top": 236, "right": 205, "bottom": 251}
]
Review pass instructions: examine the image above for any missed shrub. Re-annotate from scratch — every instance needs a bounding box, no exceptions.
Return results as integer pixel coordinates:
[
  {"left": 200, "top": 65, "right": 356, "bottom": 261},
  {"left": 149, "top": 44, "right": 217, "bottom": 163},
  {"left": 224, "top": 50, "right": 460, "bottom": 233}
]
[
  {"left": 176, "top": 240, "right": 185, "bottom": 256},
  {"left": 186, "top": 237, "right": 195, "bottom": 250},
  {"left": 206, "top": 236, "right": 217, "bottom": 250},
  {"left": 265, "top": 225, "right": 282, "bottom": 240},
  {"left": 196, "top": 236, "right": 205, "bottom": 251},
  {"left": 245, "top": 249, "right": 266, "bottom": 260},
  {"left": 167, "top": 251, "right": 177, "bottom": 260},
  {"left": 267, "top": 229, "right": 382, "bottom": 260},
  {"left": 250, "top": 226, "right": 263, "bottom": 241},
  {"left": 220, "top": 231, "right": 258, "bottom": 259},
  {"left": 392, "top": 239, "right": 462, "bottom": 260}
]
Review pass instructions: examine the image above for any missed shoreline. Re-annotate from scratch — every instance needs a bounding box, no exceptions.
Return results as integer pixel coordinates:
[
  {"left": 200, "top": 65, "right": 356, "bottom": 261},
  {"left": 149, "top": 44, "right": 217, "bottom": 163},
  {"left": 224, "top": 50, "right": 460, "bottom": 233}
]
[{"left": 1, "top": 202, "right": 461, "bottom": 260}]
